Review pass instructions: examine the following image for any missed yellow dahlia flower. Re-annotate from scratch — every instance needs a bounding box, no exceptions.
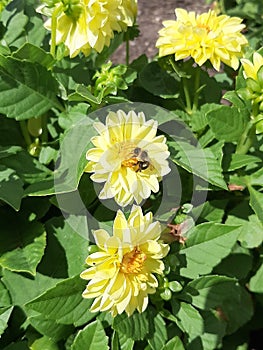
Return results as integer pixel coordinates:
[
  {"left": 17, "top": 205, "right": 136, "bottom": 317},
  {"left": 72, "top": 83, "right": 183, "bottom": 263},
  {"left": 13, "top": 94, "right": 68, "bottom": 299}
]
[
  {"left": 37, "top": 0, "right": 137, "bottom": 57},
  {"left": 85, "top": 110, "right": 171, "bottom": 207},
  {"left": 80, "top": 205, "right": 169, "bottom": 316},
  {"left": 241, "top": 52, "right": 263, "bottom": 80},
  {"left": 156, "top": 8, "right": 248, "bottom": 71}
]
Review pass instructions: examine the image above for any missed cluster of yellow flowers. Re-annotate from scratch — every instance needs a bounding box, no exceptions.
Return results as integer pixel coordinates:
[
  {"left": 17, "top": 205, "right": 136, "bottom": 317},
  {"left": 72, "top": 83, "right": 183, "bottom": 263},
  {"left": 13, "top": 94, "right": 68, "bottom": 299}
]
[{"left": 37, "top": 0, "right": 137, "bottom": 57}]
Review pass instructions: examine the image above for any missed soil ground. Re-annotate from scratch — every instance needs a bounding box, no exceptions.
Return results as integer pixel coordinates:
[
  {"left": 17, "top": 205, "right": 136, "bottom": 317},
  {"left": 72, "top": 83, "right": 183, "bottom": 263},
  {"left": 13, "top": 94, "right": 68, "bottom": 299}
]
[{"left": 111, "top": 0, "right": 211, "bottom": 63}]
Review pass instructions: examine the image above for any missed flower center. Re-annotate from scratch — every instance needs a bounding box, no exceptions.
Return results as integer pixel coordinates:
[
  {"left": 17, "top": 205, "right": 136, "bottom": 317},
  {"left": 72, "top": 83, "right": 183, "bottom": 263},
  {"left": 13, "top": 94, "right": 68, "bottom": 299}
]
[
  {"left": 197, "top": 23, "right": 211, "bottom": 33},
  {"left": 120, "top": 247, "right": 147, "bottom": 274}
]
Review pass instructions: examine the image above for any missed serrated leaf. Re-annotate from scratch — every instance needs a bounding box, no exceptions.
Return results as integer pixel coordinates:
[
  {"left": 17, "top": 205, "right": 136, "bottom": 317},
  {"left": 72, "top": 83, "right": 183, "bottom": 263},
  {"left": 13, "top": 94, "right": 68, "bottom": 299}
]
[
  {"left": 179, "top": 223, "right": 241, "bottom": 278},
  {"left": 183, "top": 275, "right": 253, "bottom": 334},
  {"left": 0, "top": 55, "right": 62, "bottom": 119},
  {"left": 248, "top": 185, "right": 263, "bottom": 223},
  {"left": 169, "top": 141, "right": 227, "bottom": 189},
  {"left": 0, "top": 210, "right": 46, "bottom": 275},
  {"left": 113, "top": 310, "right": 150, "bottom": 341},
  {"left": 207, "top": 105, "right": 249, "bottom": 142},
  {"left": 147, "top": 314, "right": 167, "bottom": 350},
  {"left": 71, "top": 320, "right": 109, "bottom": 350},
  {"left": 249, "top": 263, "right": 263, "bottom": 293},
  {"left": 26, "top": 275, "right": 95, "bottom": 327},
  {"left": 12, "top": 43, "right": 55, "bottom": 69},
  {"left": 0, "top": 165, "right": 23, "bottom": 210},
  {"left": 0, "top": 306, "right": 13, "bottom": 337}
]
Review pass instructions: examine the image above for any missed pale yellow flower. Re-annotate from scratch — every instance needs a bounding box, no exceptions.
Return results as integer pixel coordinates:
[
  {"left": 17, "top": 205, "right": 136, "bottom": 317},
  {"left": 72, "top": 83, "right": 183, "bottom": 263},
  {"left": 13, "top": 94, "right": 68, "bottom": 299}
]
[
  {"left": 80, "top": 205, "right": 169, "bottom": 316},
  {"left": 85, "top": 110, "right": 171, "bottom": 207},
  {"left": 37, "top": 0, "right": 137, "bottom": 57},
  {"left": 241, "top": 52, "right": 263, "bottom": 80},
  {"left": 156, "top": 8, "right": 248, "bottom": 71}
]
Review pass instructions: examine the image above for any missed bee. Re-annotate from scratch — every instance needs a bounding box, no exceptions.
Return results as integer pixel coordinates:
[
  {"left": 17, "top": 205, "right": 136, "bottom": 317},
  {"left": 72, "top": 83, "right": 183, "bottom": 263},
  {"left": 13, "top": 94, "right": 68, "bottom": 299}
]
[{"left": 122, "top": 147, "right": 152, "bottom": 172}]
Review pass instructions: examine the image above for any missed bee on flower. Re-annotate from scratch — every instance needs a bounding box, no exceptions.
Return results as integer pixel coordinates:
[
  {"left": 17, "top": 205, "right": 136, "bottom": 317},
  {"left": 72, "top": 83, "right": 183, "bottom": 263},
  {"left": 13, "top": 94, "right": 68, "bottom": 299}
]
[
  {"left": 156, "top": 8, "right": 248, "bottom": 71},
  {"left": 37, "top": 0, "right": 137, "bottom": 58},
  {"left": 80, "top": 205, "right": 169, "bottom": 317},
  {"left": 85, "top": 110, "right": 171, "bottom": 207}
]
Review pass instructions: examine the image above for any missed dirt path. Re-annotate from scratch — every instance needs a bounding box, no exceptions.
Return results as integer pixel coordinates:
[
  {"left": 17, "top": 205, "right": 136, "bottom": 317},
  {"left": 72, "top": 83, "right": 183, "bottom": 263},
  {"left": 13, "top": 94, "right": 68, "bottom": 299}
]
[{"left": 111, "top": 0, "right": 211, "bottom": 63}]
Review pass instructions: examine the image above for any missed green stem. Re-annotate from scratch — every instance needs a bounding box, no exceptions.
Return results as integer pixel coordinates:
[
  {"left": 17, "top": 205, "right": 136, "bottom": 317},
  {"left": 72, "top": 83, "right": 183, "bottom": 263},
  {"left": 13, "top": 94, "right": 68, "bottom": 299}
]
[
  {"left": 235, "top": 120, "right": 256, "bottom": 155},
  {"left": 182, "top": 77, "right": 192, "bottom": 114},
  {"left": 125, "top": 36, "right": 130, "bottom": 66},
  {"left": 50, "top": 5, "right": 63, "bottom": 57},
  {"left": 20, "top": 120, "right": 31, "bottom": 147},
  {"left": 192, "top": 68, "right": 200, "bottom": 111},
  {"left": 41, "top": 114, "right": 48, "bottom": 144}
]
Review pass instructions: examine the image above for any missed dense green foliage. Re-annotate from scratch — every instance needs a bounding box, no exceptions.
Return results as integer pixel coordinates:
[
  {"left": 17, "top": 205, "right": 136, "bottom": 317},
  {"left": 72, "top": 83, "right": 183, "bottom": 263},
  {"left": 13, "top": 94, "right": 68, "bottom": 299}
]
[{"left": 0, "top": 1, "right": 262, "bottom": 349}]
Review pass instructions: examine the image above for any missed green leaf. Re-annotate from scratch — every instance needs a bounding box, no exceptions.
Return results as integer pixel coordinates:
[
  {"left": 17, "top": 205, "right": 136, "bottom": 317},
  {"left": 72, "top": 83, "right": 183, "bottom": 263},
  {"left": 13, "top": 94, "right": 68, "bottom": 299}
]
[
  {"left": 213, "top": 245, "right": 253, "bottom": 280},
  {"left": 249, "top": 263, "right": 263, "bottom": 293},
  {"left": 0, "top": 55, "right": 62, "bottom": 119},
  {"left": 0, "top": 306, "right": 13, "bottom": 336},
  {"left": 113, "top": 310, "right": 150, "bottom": 341},
  {"left": 207, "top": 105, "right": 250, "bottom": 142},
  {"left": 113, "top": 331, "right": 134, "bottom": 350},
  {"left": 0, "top": 165, "right": 23, "bottom": 210},
  {"left": 225, "top": 154, "right": 261, "bottom": 171},
  {"left": 249, "top": 167, "right": 263, "bottom": 186},
  {"left": 68, "top": 84, "right": 102, "bottom": 105},
  {"left": 45, "top": 216, "right": 90, "bottom": 276},
  {"left": 26, "top": 276, "right": 95, "bottom": 327},
  {"left": 248, "top": 185, "right": 263, "bottom": 223},
  {"left": 174, "top": 302, "right": 203, "bottom": 341},
  {"left": 12, "top": 43, "right": 55, "bottom": 69},
  {"left": 1, "top": 10, "right": 28, "bottom": 45},
  {"left": 179, "top": 223, "right": 241, "bottom": 278},
  {"left": 29, "top": 315, "right": 74, "bottom": 342},
  {"left": 1, "top": 149, "right": 52, "bottom": 184},
  {"left": 2, "top": 269, "right": 61, "bottom": 307},
  {"left": 54, "top": 116, "right": 97, "bottom": 193},
  {"left": 162, "top": 336, "right": 185, "bottom": 350},
  {"left": 30, "top": 336, "right": 60, "bottom": 350},
  {"left": 71, "top": 320, "right": 109, "bottom": 350},
  {"left": 58, "top": 103, "right": 90, "bottom": 130},
  {"left": 139, "top": 61, "right": 180, "bottom": 98},
  {"left": 147, "top": 314, "right": 167, "bottom": 350},
  {"left": 0, "top": 209, "right": 46, "bottom": 275},
  {"left": 169, "top": 141, "right": 227, "bottom": 190},
  {"left": 226, "top": 201, "right": 263, "bottom": 248},
  {"left": 183, "top": 275, "right": 253, "bottom": 334},
  {"left": 0, "top": 280, "right": 11, "bottom": 307},
  {"left": 0, "top": 146, "right": 22, "bottom": 159}
]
